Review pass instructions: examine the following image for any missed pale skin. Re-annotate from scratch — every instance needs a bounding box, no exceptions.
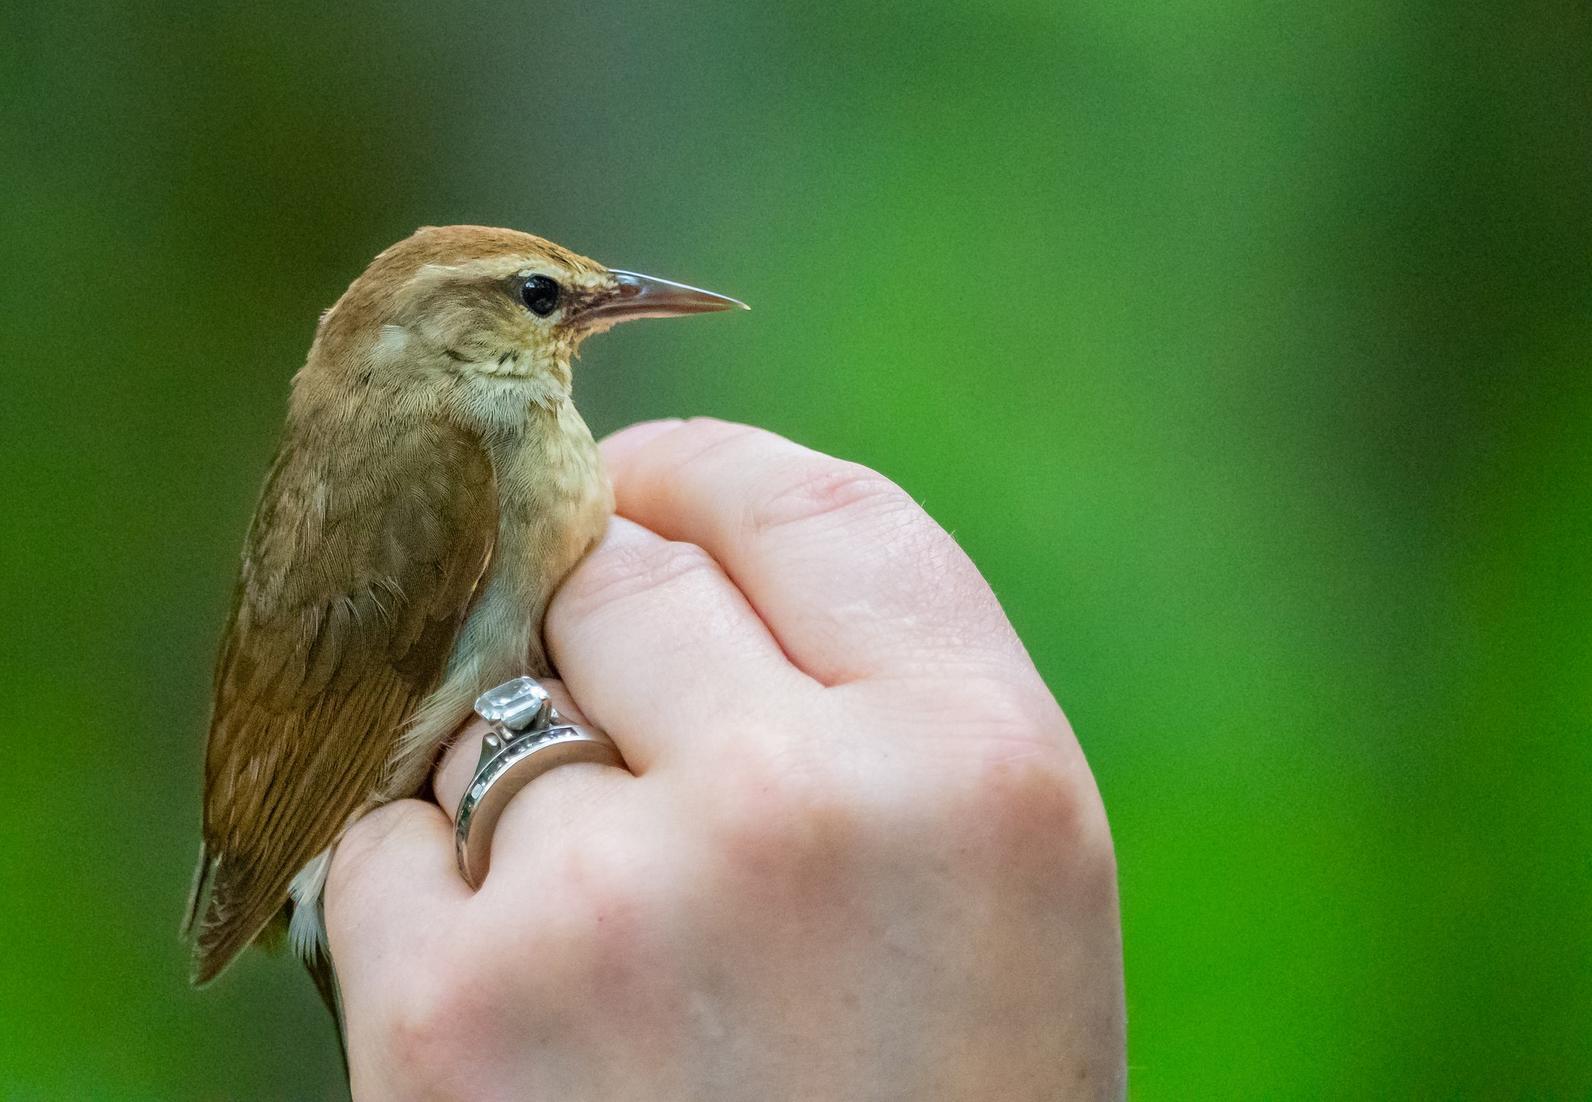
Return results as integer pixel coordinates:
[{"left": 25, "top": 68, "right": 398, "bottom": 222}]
[{"left": 324, "top": 418, "right": 1127, "bottom": 1100}]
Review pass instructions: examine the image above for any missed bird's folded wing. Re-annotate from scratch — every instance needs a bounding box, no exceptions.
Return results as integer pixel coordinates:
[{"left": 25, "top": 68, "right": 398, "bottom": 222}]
[{"left": 187, "top": 418, "right": 496, "bottom": 984}]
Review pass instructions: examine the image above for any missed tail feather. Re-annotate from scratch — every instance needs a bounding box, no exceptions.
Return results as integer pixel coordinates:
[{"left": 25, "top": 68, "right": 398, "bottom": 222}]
[
  {"left": 188, "top": 848, "right": 347, "bottom": 1069},
  {"left": 186, "top": 856, "right": 283, "bottom": 986},
  {"left": 180, "top": 842, "right": 215, "bottom": 942},
  {"left": 306, "top": 945, "right": 350, "bottom": 1075}
]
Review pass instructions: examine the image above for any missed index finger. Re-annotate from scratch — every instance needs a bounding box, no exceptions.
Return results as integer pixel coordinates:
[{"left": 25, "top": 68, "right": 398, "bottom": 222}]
[{"left": 601, "top": 418, "right": 1029, "bottom": 688}]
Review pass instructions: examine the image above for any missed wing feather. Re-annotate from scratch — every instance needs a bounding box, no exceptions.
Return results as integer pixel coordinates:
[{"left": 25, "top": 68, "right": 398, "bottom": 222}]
[{"left": 189, "top": 416, "right": 495, "bottom": 984}]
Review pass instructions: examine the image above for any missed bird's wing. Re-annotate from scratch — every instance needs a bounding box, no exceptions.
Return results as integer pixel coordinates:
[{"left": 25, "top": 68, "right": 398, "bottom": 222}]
[{"left": 187, "top": 417, "right": 496, "bottom": 984}]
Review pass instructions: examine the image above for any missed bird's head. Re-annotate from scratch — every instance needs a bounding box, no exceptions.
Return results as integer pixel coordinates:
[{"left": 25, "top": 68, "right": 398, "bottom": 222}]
[{"left": 306, "top": 225, "right": 744, "bottom": 414}]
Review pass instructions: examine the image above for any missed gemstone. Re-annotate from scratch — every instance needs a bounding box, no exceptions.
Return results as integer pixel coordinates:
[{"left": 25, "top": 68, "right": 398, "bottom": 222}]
[{"left": 474, "top": 676, "right": 550, "bottom": 730}]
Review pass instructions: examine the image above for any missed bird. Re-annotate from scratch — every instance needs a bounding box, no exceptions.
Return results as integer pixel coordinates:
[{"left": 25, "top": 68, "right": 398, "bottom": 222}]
[{"left": 183, "top": 225, "right": 745, "bottom": 1007}]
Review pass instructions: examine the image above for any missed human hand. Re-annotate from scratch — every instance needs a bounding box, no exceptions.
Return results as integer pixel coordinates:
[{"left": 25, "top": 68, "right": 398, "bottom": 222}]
[{"left": 326, "top": 419, "right": 1126, "bottom": 1101}]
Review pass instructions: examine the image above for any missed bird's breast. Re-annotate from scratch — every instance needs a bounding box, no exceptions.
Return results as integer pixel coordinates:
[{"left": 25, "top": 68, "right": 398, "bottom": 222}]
[{"left": 448, "top": 401, "right": 612, "bottom": 683}]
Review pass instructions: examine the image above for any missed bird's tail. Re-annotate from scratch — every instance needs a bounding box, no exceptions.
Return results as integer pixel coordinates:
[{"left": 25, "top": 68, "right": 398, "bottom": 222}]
[
  {"left": 180, "top": 842, "right": 216, "bottom": 942},
  {"left": 184, "top": 851, "right": 282, "bottom": 986},
  {"left": 306, "top": 945, "right": 350, "bottom": 1075}
]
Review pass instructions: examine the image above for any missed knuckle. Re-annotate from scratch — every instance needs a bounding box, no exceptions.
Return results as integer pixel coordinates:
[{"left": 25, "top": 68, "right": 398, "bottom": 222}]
[
  {"left": 708, "top": 749, "right": 862, "bottom": 882},
  {"left": 469, "top": 838, "right": 654, "bottom": 1013},
  {"left": 885, "top": 677, "right": 1108, "bottom": 868},
  {"left": 955, "top": 738, "right": 1111, "bottom": 872},
  {"left": 749, "top": 459, "right": 918, "bottom": 539},
  {"left": 536, "top": 835, "right": 645, "bottom": 932},
  {"left": 374, "top": 958, "right": 481, "bottom": 1092},
  {"left": 567, "top": 537, "right": 721, "bottom": 614}
]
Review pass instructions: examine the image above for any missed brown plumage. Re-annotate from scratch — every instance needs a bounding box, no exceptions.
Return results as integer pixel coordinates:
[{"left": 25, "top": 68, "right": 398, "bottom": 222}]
[{"left": 185, "top": 226, "right": 745, "bottom": 990}]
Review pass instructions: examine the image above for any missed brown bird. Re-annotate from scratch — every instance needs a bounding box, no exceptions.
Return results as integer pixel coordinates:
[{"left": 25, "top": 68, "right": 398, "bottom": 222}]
[{"left": 184, "top": 226, "right": 744, "bottom": 1000}]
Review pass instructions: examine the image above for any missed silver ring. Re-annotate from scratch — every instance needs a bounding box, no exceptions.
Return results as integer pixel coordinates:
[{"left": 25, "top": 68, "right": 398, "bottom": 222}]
[{"left": 455, "top": 676, "right": 625, "bottom": 888}]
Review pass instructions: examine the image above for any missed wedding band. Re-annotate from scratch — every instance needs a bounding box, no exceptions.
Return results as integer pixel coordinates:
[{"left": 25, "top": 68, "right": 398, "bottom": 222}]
[{"left": 454, "top": 676, "right": 625, "bottom": 888}]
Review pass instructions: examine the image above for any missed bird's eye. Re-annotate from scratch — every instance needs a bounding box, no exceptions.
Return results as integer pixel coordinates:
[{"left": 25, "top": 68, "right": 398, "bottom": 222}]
[{"left": 519, "top": 274, "right": 561, "bottom": 317}]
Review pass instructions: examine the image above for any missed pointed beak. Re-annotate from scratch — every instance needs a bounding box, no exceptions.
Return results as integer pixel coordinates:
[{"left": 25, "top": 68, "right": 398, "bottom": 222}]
[{"left": 577, "top": 269, "right": 748, "bottom": 326}]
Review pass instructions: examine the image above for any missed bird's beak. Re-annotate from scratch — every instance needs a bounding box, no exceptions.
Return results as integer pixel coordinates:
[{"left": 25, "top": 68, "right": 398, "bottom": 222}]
[{"left": 577, "top": 269, "right": 748, "bottom": 326}]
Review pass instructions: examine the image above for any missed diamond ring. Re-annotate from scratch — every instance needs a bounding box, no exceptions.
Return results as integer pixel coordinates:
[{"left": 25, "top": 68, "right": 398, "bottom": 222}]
[{"left": 454, "top": 677, "right": 626, "bottom": 888}]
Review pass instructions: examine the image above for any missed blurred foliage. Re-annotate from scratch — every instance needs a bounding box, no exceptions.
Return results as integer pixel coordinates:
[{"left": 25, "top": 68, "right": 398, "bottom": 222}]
[{"left": 2, "top": 1, "right": 1588, "bottom": 1097}]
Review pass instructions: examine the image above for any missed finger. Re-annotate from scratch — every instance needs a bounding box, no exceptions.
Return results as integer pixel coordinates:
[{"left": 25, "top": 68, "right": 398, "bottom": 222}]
[
  {"left": 598, "top": 417, "right": 682, "bottom": 469},
  {"left": 324, "top": 799, "right": 469, "bottom": 986},
  {"left": 546, "top": 516, "right": 817, "bottom": 768},
  {"left": 431, "top": 678, "right": 631, "bottom": 889},
  {"left": 600, "top": 418, "right": 1028, "bottom": 687}
]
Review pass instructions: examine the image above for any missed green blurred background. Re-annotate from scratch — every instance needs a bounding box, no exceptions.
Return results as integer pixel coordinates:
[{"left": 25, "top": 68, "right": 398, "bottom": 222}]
[{"left": 2, "top": 1, "right": 1588, "bottom": 1097}]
